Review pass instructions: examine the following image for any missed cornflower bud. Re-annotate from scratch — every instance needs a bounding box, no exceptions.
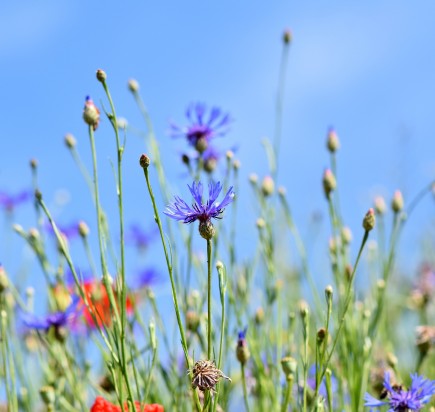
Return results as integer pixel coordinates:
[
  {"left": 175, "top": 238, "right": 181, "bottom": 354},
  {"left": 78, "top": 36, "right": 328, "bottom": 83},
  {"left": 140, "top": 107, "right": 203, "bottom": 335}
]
[
  {"left": 255, "top": 307, "right": 264, "bottom": 324},
  {"left": 186, "top": 310, "right": 200, "bottom": 332},
  {"left": 128, "top": 78, "right": 139, "bottom": 93},
  {"left": 226, "top": 150, "right": 234, "bottom": 160},
  {"left": 139, "top": 154, "right": 150, "bottom": 169},
  {"left": 362, "top": 208, "right": 376, "bottom": 231},
  {"left": 322, "top": 169, "right": 336, "bottom": 198},
  {"left": 341, "top": 226, "right": 352, "bottom": 245},
  {"left": 39, "top": 386, "right": 55, "bottom": 406},
  {"left": 391, "top": 190, "right": 404, "bottom": 213},
  {"left": 374, "top": 196, "right": 386, "bottom": 215},
  {"left": 317, "top": 327, "right": 326, "bottom": 343},
  {"left": 199, "top": 220, "right": 216, "bottom": 240},
  {"left": 261, "top": 176, "right": 275, "bottom": 197},
  {"left": 283, "top": 29, "right": 292, "bottom": 44},
  {"left": 326, "top": 128, "right": 340, "bottom": 153},
  {"left": 236, "top": 328, "right": 250, "bottom": 364},
  {"left": 249, "top": 173, "right": 258, "bottom": 185},
  {"left": 78, "top": 221, "right": 89, "bottom": 237},
  {"left": 0, "top": 266, "right": 8, "bottom": 293},
  {"left": 64, "top": 133, "right": 76, "bottom": 149},
  {"left": 96, "top": 69, "right": 107, "bottom": 82},
  {"left": 83, "top": 96, "right": 100, "bottom": 130},
  {"left": 233, "top": 159, "right": 241, "bottom": 170},
  {"left": 325, "top": 285, "right": 333, "bottom": 302},
  {"left": 30, "top": 158, "right": 38, "bottom": 170},
  {"left": 281, "top": 356, "right": 297, "bottom": 377}
]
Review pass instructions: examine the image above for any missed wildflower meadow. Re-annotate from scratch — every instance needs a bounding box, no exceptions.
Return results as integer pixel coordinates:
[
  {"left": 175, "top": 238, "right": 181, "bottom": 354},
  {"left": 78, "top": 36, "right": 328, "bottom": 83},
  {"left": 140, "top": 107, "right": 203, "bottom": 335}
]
[{"left": 1, "top": 3, "right": 435, "bottom": 411}]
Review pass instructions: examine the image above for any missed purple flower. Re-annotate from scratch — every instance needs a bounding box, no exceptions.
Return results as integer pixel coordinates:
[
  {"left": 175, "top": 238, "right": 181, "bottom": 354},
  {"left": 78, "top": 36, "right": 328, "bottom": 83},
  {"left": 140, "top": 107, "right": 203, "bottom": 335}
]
[
  {"left": 130, "top": 267, "right": 161, "bottom": 290},
  {"left": 0, "top": 190, "right": 31, "bottom": 211},
  {"left": 44, "top": 221, "right": 80, "bottom": 240},
  {"left": 22, "top": 296, "right": 80, "bottom": 331},
  {"left": 164, "top": 181, "right": 234, "bottom": 239},
  {"left": 125, "top": 224, "right": 157, "bottom": 251},
  {"left": 364, "top": 372, "right": 435, "bottom": 411},
  {"left": 170, "top": 103, "right": 231, "bottom": 152}
]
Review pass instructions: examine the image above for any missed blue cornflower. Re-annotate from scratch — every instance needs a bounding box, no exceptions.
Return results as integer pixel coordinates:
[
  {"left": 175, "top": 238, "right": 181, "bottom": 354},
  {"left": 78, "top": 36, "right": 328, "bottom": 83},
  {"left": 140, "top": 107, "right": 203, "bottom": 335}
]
[
  {"left": 125, "top": 223, "right": 157, "bottom": 251},
  {"left": 164, "top": 181, "right": 234, "bottom": 239},
  {"left": 22, "top": 296, "right": 80, "bottom": 332},
  {"left": 170, "top": 103, "right": 231, "bottom": 153},
  {"left": 364, "top": 372, "right": 435, "bottom": 411},
  {"left": 0, "top": 189, "right": 31, "bottom": 212}
]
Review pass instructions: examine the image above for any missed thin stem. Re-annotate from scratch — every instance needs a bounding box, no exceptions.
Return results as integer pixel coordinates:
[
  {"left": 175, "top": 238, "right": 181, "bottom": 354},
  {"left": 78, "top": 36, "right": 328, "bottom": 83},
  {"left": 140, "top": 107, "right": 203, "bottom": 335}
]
[
  {"left": 241, "top": 363, "right": 250, "bottom": 412},
  {"left": 207, "top": 238, "right": 212, "bottom": 360},
  {"left": 141, "top": 165, "right": 201, "bottom": 411}
]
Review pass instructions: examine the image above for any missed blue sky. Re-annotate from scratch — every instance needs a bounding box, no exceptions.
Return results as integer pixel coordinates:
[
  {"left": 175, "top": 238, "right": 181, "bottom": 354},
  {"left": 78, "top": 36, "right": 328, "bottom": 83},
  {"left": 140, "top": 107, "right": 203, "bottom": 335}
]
[{"left": 0, "top": 1, "right": 434, "bottom": 290}]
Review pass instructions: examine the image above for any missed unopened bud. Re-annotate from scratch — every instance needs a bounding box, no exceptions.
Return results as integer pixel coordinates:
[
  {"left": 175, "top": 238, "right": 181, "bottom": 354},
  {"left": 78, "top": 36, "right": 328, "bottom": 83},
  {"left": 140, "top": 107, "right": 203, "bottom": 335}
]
[
  {"left": 128, "top": 78, "right": 140, "bottom": 93},
  {"left": 64, "top": 133, "right": 76, "bottom": 149},
  {"left": 325, "top": 285, "right": 333, "bottom": 301},
  {"left": 236, "top": 330, "right": 250, "bottom": 364},
  {"left": 256, "top": 217, "right": 266, "bottom": 229},
  {"left": 233, "top": 159, "right": 241, "bottom": 170},
  {"left": 374, "top": 196, "right": 386, "bottom": 215},
  {"left": 139, "top": 154, "right": 150, "bottom": 169},
  {"left": 299, "top": 300, "right": 309, "bottom": 318},
  {"left": 0, "top": 267, "right": 9, "bottom": 293},
  {"left": 96, "top": 69, "right": 107, "bottom": 82},
  {"left": 34, "top": 190, "right": 42, "bottom": 201},
  {"left": 281, "top": 356, "right": 297, "bottom": 376},
  {"left": 391, "top": 190, "right": 404, "bottom": 213},
  {"left": 30, "top": 158, "right": 38, "bottom": 169},
  {"left": 261, "top": 176, "right": 275, "bottom": 197},
  {"left": 362, "top": 208, "right": 375, "bottom": 231},
  {"left": 283, "top": 29, "right": 292, "bottom": 45},
  {"left": 226, "top": 150, "right": 234, "bottom": 160},
  {"left": 249, "top": 173, "right": 258, "bottom": 185},
  {"left": 83, "top": 96, "right": 100, "bottom": 130},
  {"left": 317, "top": 327, "right": 326, "bottom": 343},
  {"left": 341, "top": 226, "right": 352, "bottom": 245},
  {"left": 322, "top": 169, "right": 336, "bottom": 197},
  {"left": 195, "top": 136, "right": 208, "bottom": 153},
  {"left": 255, "top": 307, "right": 264, "bottom": 324},
  {"left": 78, "top": 221, "right": 89, "bottom": 237},
  {"left": 326, "top": 128, "right": 340, "bottom": 153},
  {"left": 186, "top": 310, "right": 200, "bottom": 332}
]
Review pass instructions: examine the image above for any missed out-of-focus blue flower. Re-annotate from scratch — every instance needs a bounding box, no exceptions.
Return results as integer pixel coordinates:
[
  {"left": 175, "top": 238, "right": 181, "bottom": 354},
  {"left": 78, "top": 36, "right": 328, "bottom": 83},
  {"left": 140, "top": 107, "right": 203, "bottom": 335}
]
[
  {"left": 130, "top": 267, "right": 161, "bottom": 290},
  {"left": 44, "top": 220, "right": 80, "bottom": 240},
  {"left": 305, "top": 365, "right": 337, "bottom": 402},
  {"left": 164, "top": 181, "right": 234, "bottom": 224},
  {"left": 364, "top": 372, "right": 435, "bottom": 411},
  {"left": 125, "top": 224, "right": 157, "bottom": 251},
  {"left": 22, "top": 296, "right": 80, "bottom": 331},
  {"left": 0, "top": 190, "right": 31, "bottom": 212},
  {"left": 170, "top": 103, "right": 231, "bottom": 152}
]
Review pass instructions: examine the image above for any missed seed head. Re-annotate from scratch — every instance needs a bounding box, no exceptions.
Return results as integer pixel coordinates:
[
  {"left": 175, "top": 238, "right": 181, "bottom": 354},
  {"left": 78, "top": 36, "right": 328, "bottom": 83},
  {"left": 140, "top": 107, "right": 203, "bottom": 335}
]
[{"left": 191, "top": 360, "right": 231, "bottom": 393}]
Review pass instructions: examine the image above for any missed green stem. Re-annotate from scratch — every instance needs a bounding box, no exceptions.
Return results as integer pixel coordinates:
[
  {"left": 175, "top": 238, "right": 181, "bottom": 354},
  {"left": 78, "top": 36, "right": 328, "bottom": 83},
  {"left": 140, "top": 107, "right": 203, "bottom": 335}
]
[
  {"left": 241, "top": 363, "right": 250, "bottom": 412},
  {"left": 207, "top": 238, "right": 212, "bottom": 359},
  {"left": 141, "top": 164, "right": 201, "bottom": 411}
]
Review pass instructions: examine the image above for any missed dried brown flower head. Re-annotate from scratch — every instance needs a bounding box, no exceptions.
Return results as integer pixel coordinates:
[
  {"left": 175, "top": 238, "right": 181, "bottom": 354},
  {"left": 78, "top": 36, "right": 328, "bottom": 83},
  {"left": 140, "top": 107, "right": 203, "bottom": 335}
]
[{"left": 191, "top": 360, "right": 230, "bottom": 392}]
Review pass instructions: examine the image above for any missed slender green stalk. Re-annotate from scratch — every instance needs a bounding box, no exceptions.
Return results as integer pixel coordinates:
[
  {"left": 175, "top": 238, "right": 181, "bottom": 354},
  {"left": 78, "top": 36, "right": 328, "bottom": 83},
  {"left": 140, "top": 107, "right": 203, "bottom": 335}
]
[
  {"left": 99, "top": 76, "right": 135, "bottom": 410},
  {"left": 207, "top": 238, "right": 212, "bottom": 359},
  {"left": 281, "top": 375, "right": 293, "bottom": 412},
  {"left": 312, "top": 230, "right": 369, "bottom": 405},
  {"left": 1, "top": 311, "right": 18, "bottom": 412},
  {"left": 141, "top": 162, "right": 201, "bottom": 411},
  {"left": 241, "top": 363, "right": 250, "bottom": 412},
  {"left": 301, "top": 307, "right": 309, "bottom": 412}
]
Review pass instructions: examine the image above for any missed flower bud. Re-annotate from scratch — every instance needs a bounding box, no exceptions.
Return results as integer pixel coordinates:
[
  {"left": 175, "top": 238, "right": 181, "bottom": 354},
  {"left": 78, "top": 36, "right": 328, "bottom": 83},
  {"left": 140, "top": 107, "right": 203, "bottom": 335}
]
[
  {"left": 322, "top": 169, "right": 336, "bottom": 197},
  {"left": 256, "top": 217, "right": 266, "bottom": 229},
  {"left": 233, "top": 159, "right": 241, "bottom": 170},
  {"left": 96, "top": 69, "right": 107, "bottom": 82},
  {"left": 254, "top": 307, "right": 264, "bottom": 324},
  {"left": 226, "top": 150, "right": 234, "bottom": 160},
  {"left": 261, "top": 176, "right": 275, "bottom": 197},
  {"left": 249, "top": 173, "right": 258, "bottom": 185},
  {"left": 30, "top": 158, "right": 38, "bottom": 169},
  {"left": 325, "top": 285, "right": 333, "bottom": 301},
  {"left": 195, "top": 136, "right": 208, "bottom": 153},
  {"left": 317, "top": 327, "right": 326, "bottom": 343},
  {"left": 236, "top": 329, "right": 250, "bottom": 364},
  {"left": 78, "top": 221, "right": 89, "bottom": 238},
  {"left": 391, "top": 190, "right": 404, "bottom": 213},
  {"left": 139, "top": 154, "right": 150, "bottom": 169},
  {"left": 128, "top": 78, "right": 139, "bottom": 93},
  {"left": 64, "top": 133, "right": 76, "bottom": 149},
  {"left": 83, "top": 96, "right": 100, "bottom": 130},
  {"left": 186, "top": 310, "right": 200, "bottom": 332},
  {"left": 283, "top": 29, "right": 292, "bottom": 45},
  {"left": 39, "top": 386, "right": 55, "bottom": 406},
  {"left": 374, "top": 196, "right": 386, "bottom": 215},
  {"left": 341, "top": 226, "right": 352, "bottom": 245},
  {"left": 362, "top": 208, "right": 376, "bottom": 232},
  {"left": 326, "top": 128, "right": 340, "bottom": 153},
  {"left": 281, "top": 356, "right": 297, "bottom": 376}
]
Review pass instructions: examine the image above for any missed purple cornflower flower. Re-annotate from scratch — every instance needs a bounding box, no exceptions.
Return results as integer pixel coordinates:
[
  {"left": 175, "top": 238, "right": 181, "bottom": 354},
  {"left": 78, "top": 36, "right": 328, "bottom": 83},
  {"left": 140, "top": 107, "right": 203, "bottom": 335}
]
[
  {"left": 44, "top": 220, "right": 80, "bottom": 240},
  {"left": 164, "top": 181, "right": 234, "bottom": 240},
  {"left": 170, "top": 103, "right": 231, "bottom": 153},
  {"left": 130, "top": 267, "right": 161, "bottom": 290},
  {"left": 364, "top": 372, "right": 435, "bottom": 411},
  {"left": 236, "top": 327, "right": 250, "bottom": 364},
  {"left": 0, "top": 190, "right": 31, "bottom": 212},
  {"left": 22, "top": 296, "right": 80, "bottom": 332},
  {"left": 125, "top": 223, "right": 157, "bottom": 251}
]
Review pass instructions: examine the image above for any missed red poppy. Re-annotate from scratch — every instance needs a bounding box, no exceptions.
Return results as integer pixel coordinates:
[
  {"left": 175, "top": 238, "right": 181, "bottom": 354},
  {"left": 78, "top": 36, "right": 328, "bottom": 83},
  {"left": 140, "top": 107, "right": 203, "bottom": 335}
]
[
  {"left": 79, "top": 280, "right": 134, "bottom": 328},
  {"left": 90, "top": 397, "right": 164, "bottom": 412}
]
